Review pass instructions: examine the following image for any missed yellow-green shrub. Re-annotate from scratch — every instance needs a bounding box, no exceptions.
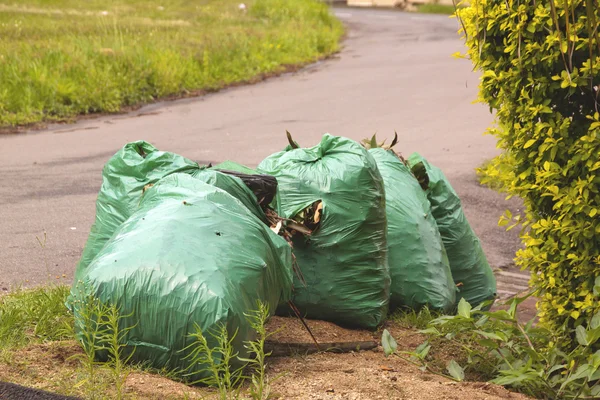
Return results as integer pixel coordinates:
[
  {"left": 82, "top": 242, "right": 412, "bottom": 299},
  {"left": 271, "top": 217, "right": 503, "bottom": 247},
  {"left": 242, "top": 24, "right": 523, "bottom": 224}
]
[{"left": 458, "top": 0, "right": 600, "bottom": 331}]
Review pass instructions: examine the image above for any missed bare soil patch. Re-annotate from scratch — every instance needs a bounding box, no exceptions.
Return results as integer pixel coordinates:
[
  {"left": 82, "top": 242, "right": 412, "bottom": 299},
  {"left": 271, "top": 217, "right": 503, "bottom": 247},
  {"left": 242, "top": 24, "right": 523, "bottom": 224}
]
[{"left": 0, "top": 317, "right": 530, "bottom": 399}]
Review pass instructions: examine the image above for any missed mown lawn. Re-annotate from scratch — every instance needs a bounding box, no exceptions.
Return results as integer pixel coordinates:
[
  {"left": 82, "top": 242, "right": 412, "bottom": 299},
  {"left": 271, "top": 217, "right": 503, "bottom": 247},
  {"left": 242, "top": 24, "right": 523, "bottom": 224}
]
[
  {"left": 416, "top": 3, "right": 458, "bottom": 14},
  {"left": 0, "top": 0, "right": 343, "bottom": 127}
]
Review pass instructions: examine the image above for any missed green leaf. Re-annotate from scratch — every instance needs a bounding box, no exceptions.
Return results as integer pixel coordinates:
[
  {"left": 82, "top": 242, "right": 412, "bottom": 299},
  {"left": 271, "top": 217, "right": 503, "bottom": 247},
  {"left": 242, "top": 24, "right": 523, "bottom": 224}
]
[
  {"left": 492, "top": 369, "right": 539, "bottom": 386},
  {"left": 594, "top": 277, "right": 600, "bottom": 296},
  {"left": 474, "top": 330, "right": 506, "bottom": 341},
  {"left": 415, "top": 342, "right": 431, "bottom": 360},
  {"left": 591, "top": 312, "right": 600, "bottom": 329},
  {"left": 576, "top": 325, "right": 589, "bottom": 346},
  {"left": 524, "top": 139, "right": 536, "bottom": 148},
  {"left": 478, "top": 338, "right": 499, "bottom": 349},
  {"left": 381, "top": 329, "right": 397, "bottom": 357},
  {"left": 479, "top": 310, "right": 514, "bottom": 321},
  {"left": 474, "top": 315, "right": 490, "bottom": 327},
  {"left": 419, "top": 327, "right": 440, "bottom": 335},
  {"left": 430, "top": 315, "right": 457, "bottom": 325},
  {"left": 446, "top": 360, "right": 465, "bottom": 381},
  {"left": 370, "top": 133, "right": 378, "bottom": 149},
  {"left": 589, "top": 350, "right": 600, "bottom": 368},
  {"left": 561, "top": 364, "right": 594, "bottom": 388},
  {"left": 457, "top": 298, "right": 472, "bottom": 319},
  {"left": 547, "top": 364, "right": 566, "bottom": 375},
  {"left": 586, "top": 327, "right": 600, "bottom": 345}
]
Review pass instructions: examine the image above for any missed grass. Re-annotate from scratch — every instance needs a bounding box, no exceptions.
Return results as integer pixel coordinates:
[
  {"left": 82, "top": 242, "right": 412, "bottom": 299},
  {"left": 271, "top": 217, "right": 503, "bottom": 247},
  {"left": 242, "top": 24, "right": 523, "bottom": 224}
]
[
  {"left": 0, "top": 285, "right": 276, "bottom": 399},
  {"left": 0, "top": 285, "right": 73, "bottom": 350},
  {"left": 0, "top": 0, "right": 344, "bottom": 128},
  {"left": 415, "top": 3, "right": 458, "bottom": 15},
  {"left": 390, "top": 306, "right": 439, "bottom": 330}
]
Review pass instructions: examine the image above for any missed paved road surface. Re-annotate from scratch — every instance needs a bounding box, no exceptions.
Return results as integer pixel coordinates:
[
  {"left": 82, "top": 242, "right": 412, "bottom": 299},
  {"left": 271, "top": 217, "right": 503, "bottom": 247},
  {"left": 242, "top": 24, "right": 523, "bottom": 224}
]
[{"left": 0, "top": 8, "right": 525, "bottom": 293}]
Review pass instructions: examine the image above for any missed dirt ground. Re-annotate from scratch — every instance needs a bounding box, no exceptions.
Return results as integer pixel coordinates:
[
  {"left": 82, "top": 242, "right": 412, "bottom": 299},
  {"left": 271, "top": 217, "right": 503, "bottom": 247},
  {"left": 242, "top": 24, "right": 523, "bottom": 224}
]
[{"left": 0, "top": 316, "right": 530, "bottom": 400}]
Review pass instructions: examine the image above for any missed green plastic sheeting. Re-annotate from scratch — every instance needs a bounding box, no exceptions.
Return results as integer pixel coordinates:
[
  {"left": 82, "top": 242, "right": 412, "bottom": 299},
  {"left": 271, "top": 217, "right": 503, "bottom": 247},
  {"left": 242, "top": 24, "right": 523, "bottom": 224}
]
[
  {"left": 70, "top": 173, "right": 293, "bottom": 380},
  {"left": 258, "top": 134, "right": 390, "bottom": 329},
  {"left": 369, "top": 149, "right": 456, "bottom": 312},
  {"left": 407, "top": 153, "right": 497, "bottom": 308},
  {"left": 74, "top": 141, "right": 200, "bottom": 282},
  {"left": 211, "top": 161, "right": 279, "bottom": 208},
  {"left": 191, "top": 169, "right": 267, "bottom": 223},
  {"left": 213, "top": 160, "right": 258, "bottom": 175}
]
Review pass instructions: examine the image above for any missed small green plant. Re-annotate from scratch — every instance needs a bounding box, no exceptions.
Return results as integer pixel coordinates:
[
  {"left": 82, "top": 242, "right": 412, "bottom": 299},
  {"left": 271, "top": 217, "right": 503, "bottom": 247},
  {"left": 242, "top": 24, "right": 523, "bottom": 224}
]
[
  {"left": 35, "top": 230, "right": 51, "bottom": 278},
  {"left": 181, "top": 302, "right": 280, "bottom": 399},
  {"left": 384, "top": 296, "right": 600, "bottom": 399},
  {"left": 102, "top": 305, "right": 137, "bottom": 400},
  {"left": 391, "top": 306, "right": 439, "bottom": 330},
  {"left": 70, "top": 292, "right": 113, "bottom": 399},
  {"left": 240, "top": 301, "right": 283, "bottom": 400},
  {"left": 70, "top": 287, "right": 137, "bottom": 400},
  {"left": 183, "top": 323, "right": 245, "bottom": 400},
  {"left": 382, "top": 329, "right": 462, "bottom": 382}
]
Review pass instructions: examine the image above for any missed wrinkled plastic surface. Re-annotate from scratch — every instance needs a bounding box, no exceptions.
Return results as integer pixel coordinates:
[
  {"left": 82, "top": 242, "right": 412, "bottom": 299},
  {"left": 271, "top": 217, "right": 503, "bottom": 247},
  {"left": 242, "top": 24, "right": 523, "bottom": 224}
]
[
  {"left": 258, "top": 134, "right": 390, "bottom": 329},
  {"left": 74, "top": 141, "right": 199, "bottom": 282},
  {"left": 71, "top": 173, "right": 293, "bottom": 380},
  {"left": 369, "top": 149, "right": 456, "bottom": 312},
  {"left": 407, "top": 153, "right": 497, "bottom": 308},
  {"left": 213, "top": 161, "right": 258, "bottom": 175},
  {"left": 191, "top": 169, "right": 267, "bottom": 223}
]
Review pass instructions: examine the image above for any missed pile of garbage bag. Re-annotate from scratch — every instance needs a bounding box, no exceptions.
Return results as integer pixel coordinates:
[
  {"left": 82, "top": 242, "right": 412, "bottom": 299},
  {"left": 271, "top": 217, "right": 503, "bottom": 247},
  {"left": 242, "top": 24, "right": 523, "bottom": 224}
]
[{"left": 69, "top": 134, "right": 496, "bottom": 380}]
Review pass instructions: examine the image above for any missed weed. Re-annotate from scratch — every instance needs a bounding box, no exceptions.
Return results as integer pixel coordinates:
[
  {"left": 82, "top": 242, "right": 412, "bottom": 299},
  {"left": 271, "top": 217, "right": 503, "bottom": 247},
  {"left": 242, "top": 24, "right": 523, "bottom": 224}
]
[
  {"left": 390, "top": 306, "right": 439, "bottom": 330},
  {"left": 70, "top": 291, "right": 112, "bottom": 399},
  {"left": 35, "top": 230, "right": 50, "bottom": 278},
  {"left": 69, "top": 287, "right": 137, "bottom": 400},
  {"left": 384, "top": 295, "right": 600, "bottom": 399},
  {"left": 183, "top": 323, "right": 245, "bottom": 399},
  {"left": 102, "top": 305, "right": 137, "bottom": 400},
  {"left": 240, "top": 302, "right": 282, "bottom": 400}
]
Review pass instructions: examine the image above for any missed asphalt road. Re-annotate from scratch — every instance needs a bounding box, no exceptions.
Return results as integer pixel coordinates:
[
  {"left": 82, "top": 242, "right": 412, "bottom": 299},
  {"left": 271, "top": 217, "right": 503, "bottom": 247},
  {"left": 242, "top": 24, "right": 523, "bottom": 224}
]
[{"left": 0, "top": 8, "right": 524, "bottom": 292}]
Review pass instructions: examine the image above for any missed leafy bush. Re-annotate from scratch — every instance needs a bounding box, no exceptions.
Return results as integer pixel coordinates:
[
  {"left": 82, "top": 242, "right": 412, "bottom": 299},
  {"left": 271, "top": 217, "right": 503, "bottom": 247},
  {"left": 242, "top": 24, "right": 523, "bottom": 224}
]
[{"left": 458, "top": 0, "right": 600, "bottom": 332}]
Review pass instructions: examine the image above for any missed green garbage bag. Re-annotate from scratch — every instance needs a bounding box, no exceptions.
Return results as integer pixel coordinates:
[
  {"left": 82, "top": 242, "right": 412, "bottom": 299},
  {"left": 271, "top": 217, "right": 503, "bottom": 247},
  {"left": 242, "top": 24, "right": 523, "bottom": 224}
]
[
  {"left": 369, "top": 149, "right": 456, "bottom": 312},
  {"left": 258, "top": 134, "right": 390, "bottom": 329},
  {"left": 74, "top": 141, "right": 199, "bottom": 282},
  {"left": 211, "top": 161, "right": 279, "bottom": 208},
  {"left": 212, "top": 161, "right": 258, "bottom": 175},
  {"left": 407, "top": 153, "right": 497, "bottom": 308},
  {"left": 70, "top": 173, "right": 293, "bottom": 380},
  {"left": 191, "top": 168, "right": 267, "bottom": 223}
]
